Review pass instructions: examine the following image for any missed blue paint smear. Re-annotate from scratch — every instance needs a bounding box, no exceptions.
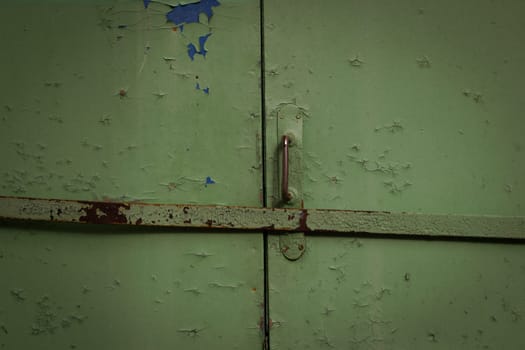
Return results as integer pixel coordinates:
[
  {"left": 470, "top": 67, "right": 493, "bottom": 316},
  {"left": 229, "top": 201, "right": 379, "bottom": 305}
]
[
  {"left": 187, "top": 33, "right": 212, "bottom": 60},
  {"left": 198, "top": 33, "right": 212, "bottom": 57},
  {"left": 166, "top": 0, "right": 220, "bottom": 26},
  {"left": 187, "top": 43, "right": 198, "bottom": 60},
  {"left": 144, "top": 0, "right": 151, "bottom": 8},
  {"left": 205, "top": 176, "right": 216, "bottom": 186},
  {"left": 195, "top": 83, "right": 209, "bottom": 95}
]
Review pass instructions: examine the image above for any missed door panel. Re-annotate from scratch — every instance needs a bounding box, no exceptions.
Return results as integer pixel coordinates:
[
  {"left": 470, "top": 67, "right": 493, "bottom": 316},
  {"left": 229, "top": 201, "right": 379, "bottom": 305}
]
[
  {"left": 265, "top": 0, "right": 525, "bottom": 215},
  {"left": 0, "top": 0, "right": 262, "bottom": 206},
  {"left": 268, "top": 235, "right": 525, "bottom": 349},
  {"left": 265, "top": 0, "right": 525, "bottom": 348},
  {"left": 1, "top": 223, "right": 263, "bottom": 349},
  {"left": 0, "top": 1, "right": 264, "bottom": 349}
]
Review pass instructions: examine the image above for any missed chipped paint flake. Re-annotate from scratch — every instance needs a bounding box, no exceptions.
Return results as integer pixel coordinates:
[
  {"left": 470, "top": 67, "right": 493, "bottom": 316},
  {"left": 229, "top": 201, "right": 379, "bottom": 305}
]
[
  {"left": 348, "top": 55, "right": 364, "bottom": 67},
  {"left": 144, "top": 1, "right": 219, "bottom": 91},
  {"left": 416, "top": 56, "right": 431, "bottom": 68},
  {"left": 205, "top": 176, "right": 216, "bottom": 186},
  {"left": 187, "top": 33, "right": 212, "bottom": 60},
  {"left": 166, "top": 0, "right": 220, "bottom": 26}
]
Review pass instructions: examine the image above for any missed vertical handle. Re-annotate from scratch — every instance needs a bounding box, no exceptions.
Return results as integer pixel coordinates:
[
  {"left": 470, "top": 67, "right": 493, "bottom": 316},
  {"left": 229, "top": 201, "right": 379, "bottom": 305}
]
[{"left": 282, "top": 135, "right": 292, "bottom": 202}]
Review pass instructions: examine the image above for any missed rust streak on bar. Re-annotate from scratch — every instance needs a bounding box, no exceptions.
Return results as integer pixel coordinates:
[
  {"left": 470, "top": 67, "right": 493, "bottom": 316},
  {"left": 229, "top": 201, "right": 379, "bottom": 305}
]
[
  {"left": 78, "top": 201, "right": 130, "bottom": 225},
  {"left": 0, "top": 196, "right": 524, "bottom": 240}
]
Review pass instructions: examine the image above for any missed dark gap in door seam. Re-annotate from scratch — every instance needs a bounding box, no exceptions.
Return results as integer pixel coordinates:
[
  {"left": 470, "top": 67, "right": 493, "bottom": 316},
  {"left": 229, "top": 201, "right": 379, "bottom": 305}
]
[{"left": 259, "top": 0, "right": 270, "bottom": 349}]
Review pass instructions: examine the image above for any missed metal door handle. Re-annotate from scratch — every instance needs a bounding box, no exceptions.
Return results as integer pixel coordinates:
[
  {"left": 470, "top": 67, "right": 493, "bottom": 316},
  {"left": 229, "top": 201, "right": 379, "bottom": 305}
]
[{"left": 282, "top": 135, "right": 292, "bottom": 202}]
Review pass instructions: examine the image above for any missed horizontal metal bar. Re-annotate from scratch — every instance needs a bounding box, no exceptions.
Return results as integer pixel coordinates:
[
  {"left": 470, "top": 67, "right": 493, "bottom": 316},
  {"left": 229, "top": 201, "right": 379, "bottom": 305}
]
[{"left": 0, "top": 196, "right": 524, "bottom": 240}]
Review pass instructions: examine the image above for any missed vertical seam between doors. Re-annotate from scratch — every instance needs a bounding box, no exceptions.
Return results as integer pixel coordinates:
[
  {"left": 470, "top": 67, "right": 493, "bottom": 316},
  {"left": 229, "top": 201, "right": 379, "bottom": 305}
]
[{"left": 259, "top": 0, "right": 270, "bottom": 349}]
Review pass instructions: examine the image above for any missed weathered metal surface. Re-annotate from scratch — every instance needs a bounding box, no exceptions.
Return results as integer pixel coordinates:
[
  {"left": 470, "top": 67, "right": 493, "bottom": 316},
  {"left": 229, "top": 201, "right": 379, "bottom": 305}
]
[
  {"left": 1, "top": 196, "right": 525, "bottom": 240},
  {"left": 268, "top": 234, "right": 525, "bottom": 349},
  {"left": 264, "top": 0, "right": 525, "bottom": 216},
  {"left": 0, "top": 0, "right": 263, "bottom": 207},
  {"left": 0, "top": 1, "right": 265, "bottom": 350},
  {"left": 0, "top": 224, "right": 264, "bottom": 350},
  {"left": 264, "top": 0, "right": 525, "bottom": 348}
]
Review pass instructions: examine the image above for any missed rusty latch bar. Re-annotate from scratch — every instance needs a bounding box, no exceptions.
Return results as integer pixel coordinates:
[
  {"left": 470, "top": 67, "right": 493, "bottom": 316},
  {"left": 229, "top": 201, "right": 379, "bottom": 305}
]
[{"left": 1, "top": 196, "right": 525, "bottom": 240}]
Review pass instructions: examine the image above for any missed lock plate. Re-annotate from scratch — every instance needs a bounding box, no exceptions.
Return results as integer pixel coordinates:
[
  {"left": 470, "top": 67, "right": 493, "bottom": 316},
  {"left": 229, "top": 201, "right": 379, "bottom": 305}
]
[
  {"left": 274, "top": 102, "right": 305, "bottom": 260},
  {"left": 279, "top": 232, "right": 306, "bottom": 261}
]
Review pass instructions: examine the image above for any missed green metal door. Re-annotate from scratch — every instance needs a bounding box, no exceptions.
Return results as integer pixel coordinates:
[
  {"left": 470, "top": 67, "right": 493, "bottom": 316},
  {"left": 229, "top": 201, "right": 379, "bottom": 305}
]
[
  {"left": 2, "top": 1, "right": 525, "bottom": 349},
  {"left": 0, "top": 1, "right": 265, "bottom": 349},
  {"left": 264, "top": 0, "right": 525, "bottom": 348}
]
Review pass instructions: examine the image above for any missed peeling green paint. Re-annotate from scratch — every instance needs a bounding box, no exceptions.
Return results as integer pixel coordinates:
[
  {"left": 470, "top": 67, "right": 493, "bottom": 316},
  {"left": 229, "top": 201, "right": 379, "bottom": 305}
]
[{"left": 265, "top": 0, "right": 525, "bottom": 216}]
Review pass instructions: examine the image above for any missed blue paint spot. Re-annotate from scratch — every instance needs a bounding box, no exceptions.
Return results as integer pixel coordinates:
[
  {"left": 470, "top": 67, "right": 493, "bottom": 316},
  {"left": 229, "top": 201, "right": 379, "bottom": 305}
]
[
  {"left": 198, "top": 33, "right": 212, "bottom": 57},
  {"left": 195, "top": 83, "right": 209, "bottom": 95},
  {"left": 144, "top": 1, "right": 218, "bottom": 92},
  {"left": 205, "top": 176, "right": 216, "bottom": 186},
  {"left": 187, "top": 43, "right": 198, "bottom": 60},
  {"left": 166, "top": 0, "right": 220, "bottom": 26},
  {"left": 187, "top": 33, "right": 212, "bottom": 60}
]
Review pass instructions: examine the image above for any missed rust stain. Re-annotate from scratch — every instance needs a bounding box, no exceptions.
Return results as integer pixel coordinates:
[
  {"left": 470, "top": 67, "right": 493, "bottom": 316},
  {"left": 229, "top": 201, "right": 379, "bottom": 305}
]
[
  {"left": 298, "top": 209, "right": 310, "bottom": 231},
  {"left": 78, "top": 201, "right": 130, "bottom": 225},
  {"left": 258, "top": 316, "right": 274, "bottom": 330}
]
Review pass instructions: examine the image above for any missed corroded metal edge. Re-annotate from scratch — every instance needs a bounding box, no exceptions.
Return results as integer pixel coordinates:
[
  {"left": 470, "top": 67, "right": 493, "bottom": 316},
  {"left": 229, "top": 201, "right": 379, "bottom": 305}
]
[{"left": 0, "top": 196, "right": 524, "bottom": 239}]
